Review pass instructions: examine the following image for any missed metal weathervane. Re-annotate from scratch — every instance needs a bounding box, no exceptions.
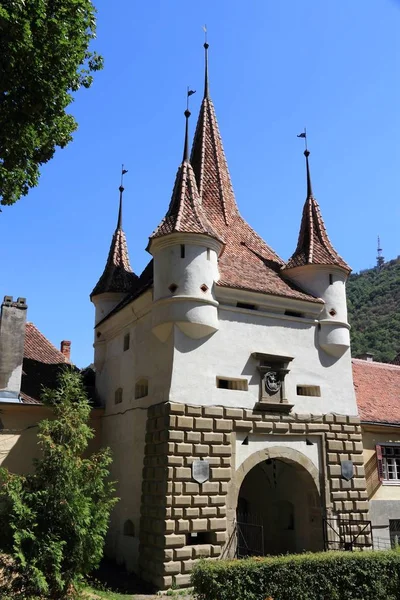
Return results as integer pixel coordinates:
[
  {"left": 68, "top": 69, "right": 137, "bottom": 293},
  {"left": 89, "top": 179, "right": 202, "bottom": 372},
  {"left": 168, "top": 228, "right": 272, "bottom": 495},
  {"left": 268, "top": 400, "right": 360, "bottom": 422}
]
[{"left": 297, "top": 128, "right": 308, "bottom": 150}]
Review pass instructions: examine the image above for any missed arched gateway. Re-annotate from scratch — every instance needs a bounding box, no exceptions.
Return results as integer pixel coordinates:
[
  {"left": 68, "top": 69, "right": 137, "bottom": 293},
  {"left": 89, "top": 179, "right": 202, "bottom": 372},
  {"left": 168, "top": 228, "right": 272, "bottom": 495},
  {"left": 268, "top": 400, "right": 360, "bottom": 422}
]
[{"left": 230, "top": 447, "right": 324, "bottom": 556}]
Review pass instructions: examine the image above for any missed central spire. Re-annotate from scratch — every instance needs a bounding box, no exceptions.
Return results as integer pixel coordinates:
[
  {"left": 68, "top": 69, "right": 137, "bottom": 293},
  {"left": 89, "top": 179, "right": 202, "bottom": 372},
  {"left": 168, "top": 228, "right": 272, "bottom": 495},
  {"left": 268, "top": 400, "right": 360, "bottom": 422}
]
[
  {"left": 304, "top": 149, "right": 313, "bottom": 199},
  {"left": 190, "top": 41, "right": 239, "bottom": 227}
]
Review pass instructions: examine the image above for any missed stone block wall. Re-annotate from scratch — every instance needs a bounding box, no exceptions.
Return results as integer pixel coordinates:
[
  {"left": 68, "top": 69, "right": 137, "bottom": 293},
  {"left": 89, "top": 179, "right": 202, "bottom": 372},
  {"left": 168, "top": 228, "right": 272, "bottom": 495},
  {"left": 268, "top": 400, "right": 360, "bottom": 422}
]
[{"left": 139, "top": 401, "right": 369, "bottom": 589}]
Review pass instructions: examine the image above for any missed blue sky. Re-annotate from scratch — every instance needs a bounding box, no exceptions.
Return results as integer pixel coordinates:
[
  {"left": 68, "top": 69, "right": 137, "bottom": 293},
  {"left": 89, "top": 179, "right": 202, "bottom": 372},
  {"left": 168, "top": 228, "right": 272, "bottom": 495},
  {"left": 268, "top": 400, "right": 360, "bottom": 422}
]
[{"left": 2, "top": 0, "right": 399, "bottom": 367}]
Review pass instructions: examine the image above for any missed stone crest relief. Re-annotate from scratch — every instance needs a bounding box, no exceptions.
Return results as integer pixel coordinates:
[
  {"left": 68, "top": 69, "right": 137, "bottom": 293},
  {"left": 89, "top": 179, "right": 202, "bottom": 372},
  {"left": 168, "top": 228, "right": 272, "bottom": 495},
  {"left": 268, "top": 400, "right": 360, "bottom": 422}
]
[{"left": 192, "top": 459, "right": 210, "bottom": 484}]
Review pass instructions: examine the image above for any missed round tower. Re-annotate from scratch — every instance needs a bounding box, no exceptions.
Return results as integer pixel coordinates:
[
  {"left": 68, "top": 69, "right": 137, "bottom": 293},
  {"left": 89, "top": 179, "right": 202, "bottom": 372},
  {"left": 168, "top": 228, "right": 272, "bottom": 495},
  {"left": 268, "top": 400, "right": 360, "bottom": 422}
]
[
  {"left": 283, "top": 150, "right": 351, "bottom": 358},
  {"left": 147, "top": 109, "right": 224, "bottom": 342}
]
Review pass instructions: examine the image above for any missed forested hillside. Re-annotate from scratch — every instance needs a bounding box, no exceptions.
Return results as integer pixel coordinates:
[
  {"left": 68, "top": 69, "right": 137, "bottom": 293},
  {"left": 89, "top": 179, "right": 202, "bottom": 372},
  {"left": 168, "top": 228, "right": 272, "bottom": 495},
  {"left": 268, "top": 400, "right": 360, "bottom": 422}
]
[{"left": 347, "top": 257, "right": 400, "bottom": 363}]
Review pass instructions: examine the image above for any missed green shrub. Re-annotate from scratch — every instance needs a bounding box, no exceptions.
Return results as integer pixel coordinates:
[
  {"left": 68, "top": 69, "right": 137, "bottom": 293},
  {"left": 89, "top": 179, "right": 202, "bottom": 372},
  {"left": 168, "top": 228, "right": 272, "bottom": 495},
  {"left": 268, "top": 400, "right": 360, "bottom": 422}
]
[
  {"left": 192, "top": 551, "right": 400, "bottom": 600},
  {"left": 0, "top": 369, "right": 118, "bottom": 599}
]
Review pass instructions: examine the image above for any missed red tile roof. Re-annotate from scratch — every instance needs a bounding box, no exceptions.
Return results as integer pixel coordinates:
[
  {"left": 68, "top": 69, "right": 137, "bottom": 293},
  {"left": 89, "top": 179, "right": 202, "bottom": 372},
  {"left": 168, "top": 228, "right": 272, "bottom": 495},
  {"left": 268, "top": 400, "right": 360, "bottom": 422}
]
[
  {"left": 352, "top": 358, "right": 400, "bottom": 425},
  {"left": 91, "top": 227, "right": 138, "bottom": 298},
  {"left": 24, "top": 323, "right": 68, "bottom": 364},
  {"left": 190, "top": 96, "right": 321, "bottom": 303},
  {"left": 284, "top": 195, "right": 350, "bottom": 272},
  {"left": 149, "top": 159, "right": 223, "bottom": 244},
  {"left": 20, "top": 323, "right": 70, "bottom": 404},
  {"left": 284, "top": 152, "right": 350, "bottom": 273}
]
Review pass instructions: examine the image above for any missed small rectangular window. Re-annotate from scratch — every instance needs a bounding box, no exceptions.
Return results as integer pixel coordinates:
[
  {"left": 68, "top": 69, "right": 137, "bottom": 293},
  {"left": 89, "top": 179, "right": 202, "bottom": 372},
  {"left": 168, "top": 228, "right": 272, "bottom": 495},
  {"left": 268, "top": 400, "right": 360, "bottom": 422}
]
[
  {"left": 237, "top": 302, "right": 257, "bottom": 310},
  {"left": 114, "top": 388, "right": 123, "bottom": 404},
  {"left": 381, "top": 445, "right": 400, "bottom": 482},
  {"left": 285, "top": 310, "right": 304, "bottom": 318},
  {"left": 180, "top": 244, "right": 185, "bottom": 258},
  {"left": 389, "top": 520, "right": 400, "bottom": 548},
  {"left": 329, "top": 274, "right": 333, "bottom": 285},
  {"left": 207, "top": 248, "right": 211, "bottom": 261},
  {"left": 297, "top": 385, "right": 321, "bottom": 397},
  {"left": 123, "top": 333, "right": 130, "bottom": 351},
  {"left": 217, "top": 377, "right": 248, "bottom": 391}
]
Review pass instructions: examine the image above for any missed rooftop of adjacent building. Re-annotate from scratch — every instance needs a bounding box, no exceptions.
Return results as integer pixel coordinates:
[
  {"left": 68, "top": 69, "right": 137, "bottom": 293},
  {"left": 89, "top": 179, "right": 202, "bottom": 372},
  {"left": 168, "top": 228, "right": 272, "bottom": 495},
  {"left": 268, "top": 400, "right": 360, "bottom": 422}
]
[{"left": 352, "top": 358, "right": 400, "bottom": 426}]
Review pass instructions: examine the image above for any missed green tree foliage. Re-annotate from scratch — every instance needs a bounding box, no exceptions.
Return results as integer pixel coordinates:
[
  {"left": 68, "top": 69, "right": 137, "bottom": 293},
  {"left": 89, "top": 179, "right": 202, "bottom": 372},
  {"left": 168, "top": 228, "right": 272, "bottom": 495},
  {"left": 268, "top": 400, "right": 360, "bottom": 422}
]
[
  {"left": 347, "top": 257, "right": 400, "bottom": 363},
  {"left": 0, "top": 0, "right": 103, "bottom": 206},
  {"left": 0, "top": 369, "right": 117, "bottom": 599}
]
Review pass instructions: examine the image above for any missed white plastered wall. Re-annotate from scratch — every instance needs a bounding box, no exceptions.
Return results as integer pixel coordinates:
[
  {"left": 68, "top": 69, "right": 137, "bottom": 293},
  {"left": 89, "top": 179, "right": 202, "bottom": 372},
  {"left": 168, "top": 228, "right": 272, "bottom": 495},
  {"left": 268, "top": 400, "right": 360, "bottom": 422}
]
[
  {"left": 95, "top": 295, "right": 174, "bottom": 573},
  {"left": 170, "top": 304, "right": 358, "bottom": 416}
]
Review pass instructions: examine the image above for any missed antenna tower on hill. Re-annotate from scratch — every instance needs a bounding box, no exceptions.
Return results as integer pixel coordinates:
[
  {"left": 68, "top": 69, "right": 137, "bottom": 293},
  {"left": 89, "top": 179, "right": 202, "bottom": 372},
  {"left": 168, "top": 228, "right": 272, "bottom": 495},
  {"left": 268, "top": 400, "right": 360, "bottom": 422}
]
[{"left": 376, "top": 235, "right": 385, "bottom": 269}]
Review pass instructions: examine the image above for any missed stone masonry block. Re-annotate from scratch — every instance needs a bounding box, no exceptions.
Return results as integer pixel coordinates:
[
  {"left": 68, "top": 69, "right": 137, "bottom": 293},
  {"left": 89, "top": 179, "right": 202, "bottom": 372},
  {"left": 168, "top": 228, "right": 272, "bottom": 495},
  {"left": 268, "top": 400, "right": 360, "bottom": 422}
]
[
  {"left": 168, "top": 456, "right": 184, "bottom": 467},
  {"left": 355, "top": 501, "right": 369, "bottom": 511},
  {"left": 348, "top": 416, "right": 361, "bottom": 425},
  {"left": 209, "top": 495, "right": 226, "bottom": 506},
  {"left": 209, "top": 518, "right": 227, "bottom": 531},
  {"left": 329, "top": 465, "right": 341, "bottom": 477},
  {"left": 215, "top": 420, "right": 233, "bottom": 432},
  {"left": 307, "top": 423, "right": 330, "bottom": 432},
  {"left": 182, "top": 560, "right": 196, "bottom": 573},
  {"left": 234, "top": 420, "right": 253, "bottom": 431},
  {"left": 211, "top": 467, "right": 231, "bottom": 480},
  {"left": 184, "top": 482, "right": 199, "bottom": 494},
  {"left": 164, "top": 561, "right": 181, "bottom": 574},
  {"left": 220, "top": 482, "right": 229, "bottom": 493},
  {"left": 164, "top": 534, "right": 186, "bottom": 548},
  {"left": 211, "top": 545, "right": 222, "bottom": 556},
  {"left": 192, "top": 544, "right": 212, "bottom": 558},
  {"left": 254, "top": 421, "right": 273, "bottom": 432},
  {"left": 203, "top": 432, "right": 224, "bottom": 443},
  {"left": 324, "top": 414, "right": 335, "bottom": 423},
  {"left": 169, "top": 430, "right": 185, "bottom": 442},
  {"left": 169, "top": 403, "right": 185, "bottom": 414},
  {"left": 194, "top": 418, "right": 214, "bottom": 431},
  {"left": 344, "top": 441, "right": 353, "bottom": 452},
  {"left": 211, "top": 445, "right": 232, "bottom": 456},
  {"left": 343, "top": 425, "right": 356, "bottom": 433},
  {"left": 224, "top": 407, "right": 244, "bottom": 418},
  {"left": 334, "top": 415, "right": 348, "bottom": 424},
  {"left": 350, "top": 454, "right": 365, "bottom": 465},
  {"left": 327, "top": 440, "right": 344, "bottom": 452},
  {"left": 244, "top": 410, "right": 262, "bottom": 420},
  {"left": 353, "top": 442, "right": 363, "bottom": 453},
  {"left": 184, "top": 507, "right": 200, "bottom": 518},
  {"left": 175, "top": 467, "right": 191, "bottom": 480},
  {"left": 191, "top": 519, "right": 208, "bottom": 532},
  {"left": 192, "top": 496, "right": 209, "bottom": 506},
  {"left": 352, "top": 478, "right": 367, "bottom": 490},
  {"left": 177, "top": 520, "right": 190, "bottom": 533},
  {"left": 290, "top": 423, "right": 306, "bottom": 433},
  {"left": 221, "top": 457, "right": 231, "bottom": 466},
  {"left": 174, "top": 546, "right": 192, "bottom": 560},
  {"left": 176, "top": 443, "right": 193, "bottom": 455},
  {"left": 174, "top": 496, "right": 192, "bottom": 507},
  {"left": 175, "top": 574, "right": 192, "bottom": 587},
  {"left": 273, "top": 422, "right": 289, "bottom": 433},
  {"left": 186, "top": 431, "right": 201, "bottom": 443},
  {"left": 214, "top": 531, "right": 227, "bottom": 544},
  {"left": 176, "top": 416, "right": 194, "bottom": 430},
  {"left": 186, "top": 405, "right": 202, "bottom": 416},
  {"left": 201, "top": 482, "right": 219, "bottom": 494},
  {"left": 201, "top": 507, "right": 218, "bottom": 517},
  {"left": 203, "top": 406, "right": 224, "bottom": 417},
  {"left": 194, "top": 444, "right": 209, "bottom": 456}
]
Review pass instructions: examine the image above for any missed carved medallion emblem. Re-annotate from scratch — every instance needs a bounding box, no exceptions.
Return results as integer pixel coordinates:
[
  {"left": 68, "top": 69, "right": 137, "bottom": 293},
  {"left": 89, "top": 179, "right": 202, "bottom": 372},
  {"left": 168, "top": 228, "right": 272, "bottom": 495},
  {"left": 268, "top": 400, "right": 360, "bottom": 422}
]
[{"left": 264, "top": 371, "right": 281, "bottom": 395}]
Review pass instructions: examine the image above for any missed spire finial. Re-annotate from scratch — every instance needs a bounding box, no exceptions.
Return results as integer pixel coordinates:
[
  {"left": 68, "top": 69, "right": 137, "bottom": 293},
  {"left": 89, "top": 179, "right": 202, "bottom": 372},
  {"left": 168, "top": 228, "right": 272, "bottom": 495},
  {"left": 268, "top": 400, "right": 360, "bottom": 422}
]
[
  {"left": 184, "top": 89, "right": 196, "bottom": 162},
  {"left": 202, "top": 25, "right": 209, "bottom": 98},
  {"left": 117, "top": 164, "right": 128, "bottom": 229},
  {"left": 297, "top": 129, "right": 312, "bottom": 198},
  {"left": 304, "top": 149, "right": 313, "bottom": 199}
]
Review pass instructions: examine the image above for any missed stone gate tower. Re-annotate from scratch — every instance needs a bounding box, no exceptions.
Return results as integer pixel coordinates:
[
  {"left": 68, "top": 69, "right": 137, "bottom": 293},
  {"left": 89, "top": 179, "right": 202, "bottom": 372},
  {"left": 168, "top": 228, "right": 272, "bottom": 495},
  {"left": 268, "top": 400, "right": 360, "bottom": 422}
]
[{"left": 91, "top": 43, "right": 369, "bottom": 589}]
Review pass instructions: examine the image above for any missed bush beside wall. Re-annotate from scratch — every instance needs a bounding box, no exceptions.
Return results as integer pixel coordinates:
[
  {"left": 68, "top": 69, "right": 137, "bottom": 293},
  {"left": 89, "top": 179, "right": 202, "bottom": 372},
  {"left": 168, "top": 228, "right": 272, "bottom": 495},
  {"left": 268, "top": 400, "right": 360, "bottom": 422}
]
[{"left": 191, "top": 551, "right": 400, "bottom": 600}]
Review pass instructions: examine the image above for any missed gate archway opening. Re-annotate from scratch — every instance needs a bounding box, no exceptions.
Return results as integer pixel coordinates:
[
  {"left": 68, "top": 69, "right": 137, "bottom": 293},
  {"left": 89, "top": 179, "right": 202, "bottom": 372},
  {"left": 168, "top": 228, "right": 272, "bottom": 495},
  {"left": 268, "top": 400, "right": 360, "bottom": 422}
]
[{"left": 236, "top": 453, "right": 324, "bottom": 556}]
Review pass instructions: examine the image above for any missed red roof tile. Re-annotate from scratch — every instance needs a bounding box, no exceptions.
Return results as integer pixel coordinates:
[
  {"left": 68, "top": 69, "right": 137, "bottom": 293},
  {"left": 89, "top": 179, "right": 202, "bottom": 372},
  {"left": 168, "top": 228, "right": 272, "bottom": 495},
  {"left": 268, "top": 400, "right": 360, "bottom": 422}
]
[
  {"left": 352, "top": 358, "right": 400, "bottom": 424},
  {"left": 24, "top": 323, "right": 68, "bottom": 364},
  {"left": 91, "top": 227, "right": 137, "bottom": 298},
  {"left": 149, "top": 159, "right": 223, "bottom": 244},
  {"left": 284, "top": 152, "right": 350, "bottom": 273},
  {"left": 190, "top": 96, "right": 321, "bottom": 303}
]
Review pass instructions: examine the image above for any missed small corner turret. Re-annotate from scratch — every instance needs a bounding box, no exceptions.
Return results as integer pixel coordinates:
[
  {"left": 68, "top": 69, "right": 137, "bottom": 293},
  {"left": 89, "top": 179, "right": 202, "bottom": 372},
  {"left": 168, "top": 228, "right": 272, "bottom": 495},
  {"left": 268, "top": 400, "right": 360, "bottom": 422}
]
[
  {"left": 147, "top": 107, "right": 224, "bottom": 342},
  {"left": 91, "top": 172, "right": 138, "bottom": 325},
  {"left": 283, "top": 149, "right": 351, "bottom": 358}
]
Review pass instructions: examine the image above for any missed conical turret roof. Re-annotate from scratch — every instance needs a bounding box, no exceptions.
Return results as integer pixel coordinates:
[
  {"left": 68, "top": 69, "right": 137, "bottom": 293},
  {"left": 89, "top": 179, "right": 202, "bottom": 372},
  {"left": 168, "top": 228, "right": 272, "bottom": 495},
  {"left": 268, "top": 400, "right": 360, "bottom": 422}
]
[
  {"left": 91, "top": 186, "right": 138, "bottom": 299},
  {"left": 149, "top": 109, "right": 223, "bottom": 245},
  {"left": 285, "top": 150, "right": 351, "bottom": 272}
]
